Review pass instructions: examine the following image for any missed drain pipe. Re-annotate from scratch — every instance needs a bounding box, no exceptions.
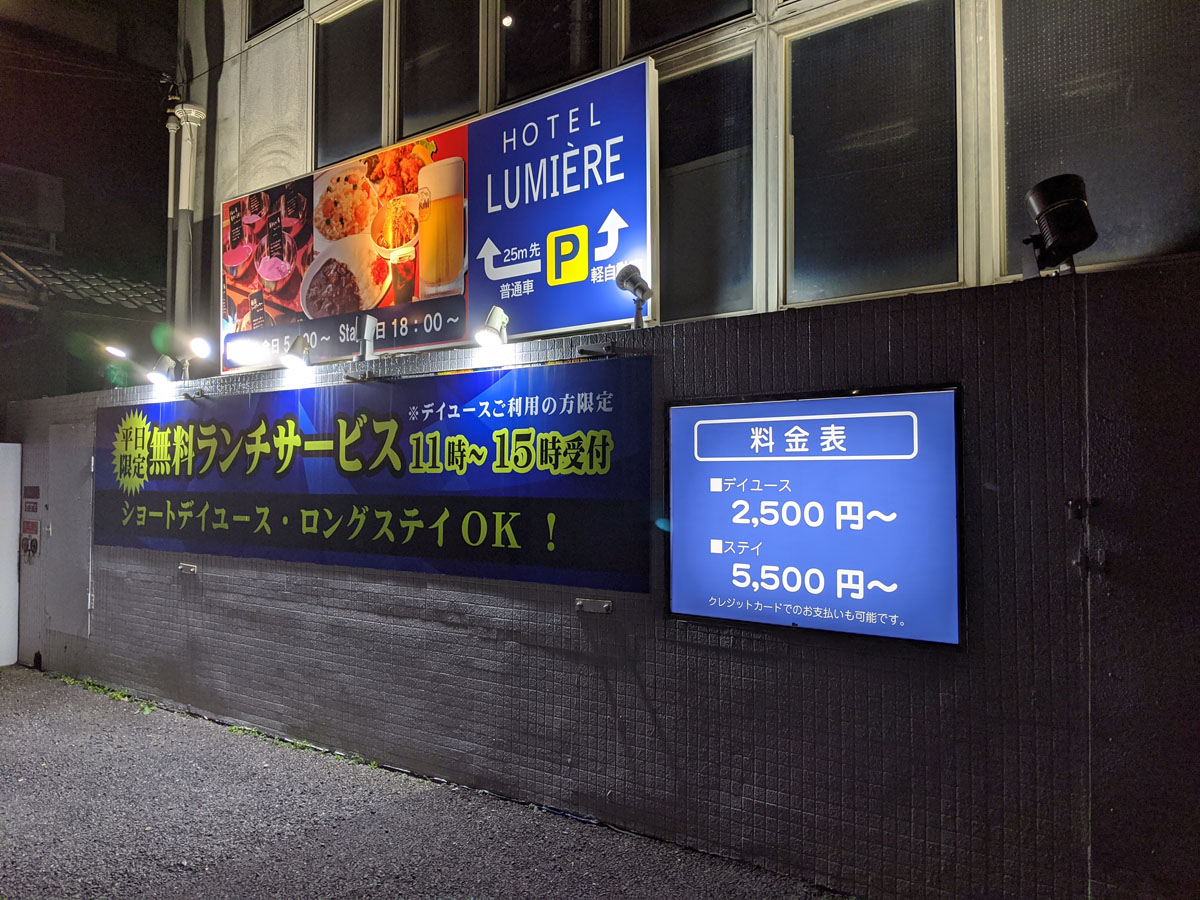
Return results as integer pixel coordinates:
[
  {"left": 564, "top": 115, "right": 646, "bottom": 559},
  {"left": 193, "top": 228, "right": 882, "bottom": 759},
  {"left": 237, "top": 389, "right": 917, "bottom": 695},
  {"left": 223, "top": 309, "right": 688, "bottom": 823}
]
[
  {"left": 165, "top": 115, "right": 180, "bottom": 324},
  {"left": 173, "top": 102, "right": 206, "bottom": 335}
]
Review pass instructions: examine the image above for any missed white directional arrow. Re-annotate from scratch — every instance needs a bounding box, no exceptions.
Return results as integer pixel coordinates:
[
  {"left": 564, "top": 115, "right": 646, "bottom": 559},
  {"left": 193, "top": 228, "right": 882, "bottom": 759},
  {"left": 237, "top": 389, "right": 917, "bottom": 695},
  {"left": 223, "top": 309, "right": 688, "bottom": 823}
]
[
  {"left": 593, "top": 209, "right": 628, "bottom": 262},
  {"left": 476, "top": 237, "right": 542, "bottom": 281}
]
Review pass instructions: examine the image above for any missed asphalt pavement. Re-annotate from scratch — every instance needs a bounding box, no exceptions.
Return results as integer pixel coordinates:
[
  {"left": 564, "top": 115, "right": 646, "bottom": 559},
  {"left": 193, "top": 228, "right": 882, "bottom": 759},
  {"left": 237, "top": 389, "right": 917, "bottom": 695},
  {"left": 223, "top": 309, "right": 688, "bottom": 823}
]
[{"left": 0, "top": 666, "right": 844, "bottom": 900}]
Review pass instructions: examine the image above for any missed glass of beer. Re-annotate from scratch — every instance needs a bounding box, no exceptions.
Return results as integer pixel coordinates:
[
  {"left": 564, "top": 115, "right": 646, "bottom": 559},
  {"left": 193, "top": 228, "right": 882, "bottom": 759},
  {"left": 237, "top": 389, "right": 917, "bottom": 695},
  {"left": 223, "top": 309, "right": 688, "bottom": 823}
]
[{"left": 417, "top": 157, "right": 466, "bottom": 299}]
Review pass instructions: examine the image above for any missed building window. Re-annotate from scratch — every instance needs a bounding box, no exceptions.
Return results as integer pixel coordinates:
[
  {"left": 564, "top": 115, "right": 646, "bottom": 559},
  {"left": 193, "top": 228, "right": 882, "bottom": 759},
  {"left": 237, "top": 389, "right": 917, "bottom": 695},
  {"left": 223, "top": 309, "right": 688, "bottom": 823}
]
[
  {"left": 245, "top": 0, "right": 1197, "bottom": 335},
  {"left": 626, "top": 0, "right": 751, "bottom": 57},
  {"left": 400, "top": 0, "right": 479, "bottom": 138},
  {"left": 1001, "top": 0, "right": 1200, "bottom": 272},
  {"left": 248, "top": 0, "right": 305, "bottom": 39},
  {"left": 658, "top": 54, "right": 755, "bottom": 322},
  {"left": 499, "top": 0, "right": 601, "bottom": 104},
  {"left": 787, "top": 0, "right": 958, "bottom": 303},
  {"left": 314, "top": 1, "right": 384, "bottom": 169}
]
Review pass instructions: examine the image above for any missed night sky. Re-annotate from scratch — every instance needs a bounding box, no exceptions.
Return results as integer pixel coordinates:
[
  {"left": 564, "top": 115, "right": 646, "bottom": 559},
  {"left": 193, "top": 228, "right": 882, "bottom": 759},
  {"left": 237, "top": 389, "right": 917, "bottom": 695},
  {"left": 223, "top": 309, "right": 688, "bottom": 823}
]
[{"left": 0, "top": 20, "right": 174, "bottom": 286}]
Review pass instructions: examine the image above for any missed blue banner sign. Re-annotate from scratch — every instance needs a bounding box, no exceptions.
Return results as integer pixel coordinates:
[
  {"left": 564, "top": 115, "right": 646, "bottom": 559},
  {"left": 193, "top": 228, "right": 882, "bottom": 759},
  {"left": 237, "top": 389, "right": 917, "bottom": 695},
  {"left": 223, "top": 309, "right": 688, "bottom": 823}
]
[
  {"left": 669, "top": 390, "right": 960, "bottom": 643},
  {"left": 467, "top": 61, "right": 655, "bottom": 339},
  {"left": 94, "top": 357, "right": 651, "bottom": 591}
]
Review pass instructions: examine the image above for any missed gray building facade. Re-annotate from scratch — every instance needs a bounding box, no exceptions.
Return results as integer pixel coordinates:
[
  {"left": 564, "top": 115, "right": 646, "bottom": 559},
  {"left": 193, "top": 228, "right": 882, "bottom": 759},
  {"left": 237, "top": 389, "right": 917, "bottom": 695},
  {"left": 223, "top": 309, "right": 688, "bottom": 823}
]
[{"left": 7, "top": 1, "right": 1199, "bottom": 898}]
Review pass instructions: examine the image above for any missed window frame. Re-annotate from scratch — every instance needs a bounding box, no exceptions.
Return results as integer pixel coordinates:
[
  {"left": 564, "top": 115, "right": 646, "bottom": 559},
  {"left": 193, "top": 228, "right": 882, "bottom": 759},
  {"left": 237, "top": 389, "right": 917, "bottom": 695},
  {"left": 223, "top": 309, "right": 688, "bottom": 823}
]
[
  {"left": 308, "top": 0, "right": 388, "bottom": 172},
  {"left": 648, "top": 29, "right": 768, "bottom": 324},
  {"left": 391, "top": 0, "right": 486, "bottom": 140},
  {"left": 618, "top": 0, "right": 759, "bottom": 64},
  {"left": 311, "top": 0, "right": 491, "bottom": 172},
  {"left": 246, "top": 0, "right": 308, "bottom": 46},
  {"left": 281, "top": 0, "right": 1179, "bottom": 325},
  {"left": 773, "top": 0, "right": 975, "bottom": 309}
]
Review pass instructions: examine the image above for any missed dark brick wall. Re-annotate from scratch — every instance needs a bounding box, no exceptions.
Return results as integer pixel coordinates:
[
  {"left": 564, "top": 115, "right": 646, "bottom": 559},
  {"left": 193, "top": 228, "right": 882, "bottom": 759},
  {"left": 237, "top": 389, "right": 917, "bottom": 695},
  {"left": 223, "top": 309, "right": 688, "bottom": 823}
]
[
  {"left": 9, "top": 260, "right": 1198, "bottom": 899},
  {"left": 1086, "top": 263, "right": 1200, "bottom": 900}
]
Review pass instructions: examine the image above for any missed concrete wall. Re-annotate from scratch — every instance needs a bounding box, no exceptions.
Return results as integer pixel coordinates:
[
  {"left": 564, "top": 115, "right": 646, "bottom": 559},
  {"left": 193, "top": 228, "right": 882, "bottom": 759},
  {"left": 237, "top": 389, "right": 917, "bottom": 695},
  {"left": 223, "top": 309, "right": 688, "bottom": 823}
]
[{"left": 9, "top": 259, "right": 1199, "bottom": 899}]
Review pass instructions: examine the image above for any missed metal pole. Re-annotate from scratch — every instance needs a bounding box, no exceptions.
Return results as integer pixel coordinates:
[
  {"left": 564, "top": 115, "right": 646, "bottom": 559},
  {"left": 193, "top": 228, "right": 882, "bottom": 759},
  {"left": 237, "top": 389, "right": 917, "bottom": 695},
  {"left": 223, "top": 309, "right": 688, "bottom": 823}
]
[
  {"left": 165, "top": 117, "right": 180, "bottom": 324},
  {"left": 173, "top": 103, "right": 206, "bottom": 335}
]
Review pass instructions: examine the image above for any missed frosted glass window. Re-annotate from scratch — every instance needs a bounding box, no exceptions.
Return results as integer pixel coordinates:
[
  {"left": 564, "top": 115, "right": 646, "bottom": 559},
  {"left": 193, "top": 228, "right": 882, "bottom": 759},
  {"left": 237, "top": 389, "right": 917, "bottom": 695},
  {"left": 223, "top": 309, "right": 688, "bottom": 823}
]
[
  {"left": 315, "top": 1, "right": 383, "bottom": 169},
  {"left": 499, "top": 0, "right": 600, "bottom": 104},
  {"left": 627, "top": 1, "right": 751, "bottom": 56},
  {"left": 658, "top": 55, "right": 754, "bottom": 321},
  {"left": 788, "top": 0, "right": 958, "bottom": 302},
  {"left": 400, "top": 0, "right": 479, "bottom": 137},
  {"left": 1002, "top": 0, "right": 1200, "bottom": 272},
  {"left": 248, "top": 0, "right": 303, "bottom": 39}
]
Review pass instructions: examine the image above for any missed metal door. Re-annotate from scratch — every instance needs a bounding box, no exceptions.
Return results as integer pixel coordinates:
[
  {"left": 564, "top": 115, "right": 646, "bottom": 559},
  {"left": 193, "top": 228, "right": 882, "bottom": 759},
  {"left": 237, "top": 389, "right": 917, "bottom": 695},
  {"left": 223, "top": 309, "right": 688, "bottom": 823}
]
[{"left": 42, "top": 422, "right": 94, "bottom": 639}]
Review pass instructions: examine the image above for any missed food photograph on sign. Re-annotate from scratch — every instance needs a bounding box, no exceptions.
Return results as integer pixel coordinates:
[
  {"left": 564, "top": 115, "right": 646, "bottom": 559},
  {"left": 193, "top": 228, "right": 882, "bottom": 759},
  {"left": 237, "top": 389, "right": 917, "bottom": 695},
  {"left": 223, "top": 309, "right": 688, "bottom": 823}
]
[
  {"left": 220, "top": 125, "right": 471, "bottom": 369},
  {"left": 668, "top": 390, "right": 961, "bottom": 644},
  {"left": 220, "top": 176, "right": 314, "bottom": 334}
]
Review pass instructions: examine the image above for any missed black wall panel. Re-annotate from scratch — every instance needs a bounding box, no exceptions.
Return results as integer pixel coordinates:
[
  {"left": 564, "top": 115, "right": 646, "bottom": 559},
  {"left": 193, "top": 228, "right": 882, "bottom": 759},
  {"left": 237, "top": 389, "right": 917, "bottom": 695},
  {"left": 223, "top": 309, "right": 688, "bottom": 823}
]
[{"left": 10, "top": 259, "right": 1198, "bottom": 899}]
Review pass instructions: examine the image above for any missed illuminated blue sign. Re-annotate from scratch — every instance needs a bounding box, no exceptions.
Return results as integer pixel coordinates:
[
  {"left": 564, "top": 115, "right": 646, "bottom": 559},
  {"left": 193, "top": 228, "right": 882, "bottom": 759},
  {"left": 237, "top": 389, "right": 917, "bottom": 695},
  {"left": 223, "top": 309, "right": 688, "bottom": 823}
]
[
  {"left": 669, "top": 390, "right": 960, "bottom": 643},
  {"left": 467, "top": 61, "right": 655, "bottom": 339},
  {"left": 94, "top": 358, "right": 652, "bottom": 591}
]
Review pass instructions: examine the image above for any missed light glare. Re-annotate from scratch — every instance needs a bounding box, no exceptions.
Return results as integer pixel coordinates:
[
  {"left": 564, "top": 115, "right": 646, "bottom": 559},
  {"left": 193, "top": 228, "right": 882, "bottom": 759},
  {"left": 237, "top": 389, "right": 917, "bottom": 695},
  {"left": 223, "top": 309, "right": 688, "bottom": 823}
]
[
  {"left": 475, "top": 328, "right": 501, "bottom": 347},
  {"left": 226, "top": 339, "right": 266, "bottom": 366}
]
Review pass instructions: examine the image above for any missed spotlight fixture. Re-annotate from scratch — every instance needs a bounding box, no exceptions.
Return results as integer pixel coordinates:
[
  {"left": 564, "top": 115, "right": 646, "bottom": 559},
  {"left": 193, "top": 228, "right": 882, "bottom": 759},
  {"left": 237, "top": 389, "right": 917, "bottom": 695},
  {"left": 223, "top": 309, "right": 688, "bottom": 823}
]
[
  {"left": 280, "top": 334, "right": 312, "bottom": 369},
  {"left": 104, "top": 345, "right": 128, "bottom": 358},
  {"left": 146, "top": 354, "right": 176, "bottom": 384},
  {"left": 614, "top": 264, "right": 652, "bottom": 329},
  {"left": 475, "top": 305, "right": 509, "bottom": 346},
  {"left": 189, "top": 336, "right": 212, "bottom": 359},
  {"left": 358, "top": 313, "right": 379, "bottom": 362},
  {"left": 1022, "top": 174, "right": 1098, "bottom": 278}
]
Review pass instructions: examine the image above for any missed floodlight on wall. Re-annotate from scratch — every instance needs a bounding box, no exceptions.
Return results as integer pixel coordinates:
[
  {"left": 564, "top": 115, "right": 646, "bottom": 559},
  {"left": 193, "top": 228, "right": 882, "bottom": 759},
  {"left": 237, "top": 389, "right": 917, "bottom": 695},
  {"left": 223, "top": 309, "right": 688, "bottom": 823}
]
[
  {"left": 475, "top": 305, "right": 509, "bottom": 346},
  {"left": 280, "top": 334, "right": 312, "bottom": 369},
  {"left": 615, "top": 264, "right": 652, "bottom": 329},
  {"left": 165, "top": 333, "right": 213, "bottom": 379},
  {"left": 358, "top": 313, "right": 379, "bottom": 362},
  {"left": 1022, "top": 174, "right": 1098, "bottom": 278},
  {"left": 146, "top": 354, "right": 176, "bottom": 384}
]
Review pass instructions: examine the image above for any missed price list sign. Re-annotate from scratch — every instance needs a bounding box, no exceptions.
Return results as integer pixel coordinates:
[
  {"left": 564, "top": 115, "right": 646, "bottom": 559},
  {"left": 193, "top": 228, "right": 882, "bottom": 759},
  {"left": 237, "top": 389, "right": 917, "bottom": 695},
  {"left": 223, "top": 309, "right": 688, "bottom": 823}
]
[{"left": 668, "top": 390, "right": 960, "bottom": 643}]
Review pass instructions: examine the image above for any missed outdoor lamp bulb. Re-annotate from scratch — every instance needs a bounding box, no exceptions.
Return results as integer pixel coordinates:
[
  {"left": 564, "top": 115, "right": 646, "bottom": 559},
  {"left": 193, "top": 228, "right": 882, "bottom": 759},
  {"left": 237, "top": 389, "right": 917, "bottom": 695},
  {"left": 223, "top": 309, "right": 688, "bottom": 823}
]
[
  {"left": 280, "top": 334, "right": 312, "bottom": 369},
  {"left": 147, "top": 354, "right": 176, "bottom": 384},
  {"left": 189, "top": 336, "right": 212, "bottom": 359},
  {"left": 226, "top": 339, "right": 266, "bottom": 367},
  {"left": 475, "top": 306, "right": 509, "bottom": 347},
  {"left": 104, "top": 345, "right": 128, "bottom": 358}
]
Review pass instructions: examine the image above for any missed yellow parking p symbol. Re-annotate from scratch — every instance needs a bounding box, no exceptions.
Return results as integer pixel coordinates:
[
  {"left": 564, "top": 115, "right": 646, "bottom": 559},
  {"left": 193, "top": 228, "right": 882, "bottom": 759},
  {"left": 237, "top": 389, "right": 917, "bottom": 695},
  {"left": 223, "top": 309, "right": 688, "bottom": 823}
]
[{"left": 547, "top": 226, "right": 589, "bottom": 285}]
